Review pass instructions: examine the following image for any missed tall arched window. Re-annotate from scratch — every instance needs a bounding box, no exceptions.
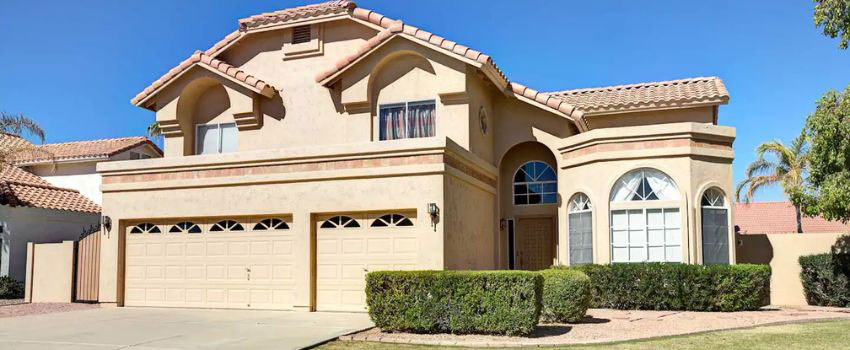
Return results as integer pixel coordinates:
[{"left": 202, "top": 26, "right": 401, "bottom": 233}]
[
  {"left": 701, "top": 188, "right": 729, "bottom": 264},
  {"left": 610, "top": 168, "right": 681, "bottom": 263},
  {"left": 513, "top": 161, "right": 557, "bottom": 205},
  {"left": 568, "top": 193, "right": 593, "bottom": 265}
]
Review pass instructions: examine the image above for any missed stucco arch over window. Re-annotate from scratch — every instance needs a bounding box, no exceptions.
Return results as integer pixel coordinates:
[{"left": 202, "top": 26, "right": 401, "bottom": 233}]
[
  {"left": 700, "top": 187, "right": 730, "bottom": 264},
  {"left": 609, "top": 168, "right": 682, "bottom": 263},
  {"left": 513, "top": 161, "right": 557, "bottom": 205},
  {"left": 568, "top": 193, "right": 593, "bottom": 265}
]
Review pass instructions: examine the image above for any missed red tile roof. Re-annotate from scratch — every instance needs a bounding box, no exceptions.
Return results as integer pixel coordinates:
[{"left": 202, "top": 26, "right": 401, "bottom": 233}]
[
  {"left": 239, "top": 0, "right": 356, "bottom": 30},
  {"left": 734, "top": 202, "right": 850, "bottom": 234},
  {"left": 12, "top": 136, "right": 161, "bottom": 164},
  {"left": 0, "top": 164, "right": 101, "bottom": 213},
  {"left": 548, "top": 77, "right": 730, "bottom": 115},
  {"left": 131, "top": 51, "right": 277, "bottom": 107}
]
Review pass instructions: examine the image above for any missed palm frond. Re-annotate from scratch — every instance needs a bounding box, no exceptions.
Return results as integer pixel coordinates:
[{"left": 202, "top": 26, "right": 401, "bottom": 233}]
[
  {"left": 0, "top": 112, "right": 45, "bottom": 143},
  {"left": 147, "top": 122, "right": 162, "bottom": 138}
]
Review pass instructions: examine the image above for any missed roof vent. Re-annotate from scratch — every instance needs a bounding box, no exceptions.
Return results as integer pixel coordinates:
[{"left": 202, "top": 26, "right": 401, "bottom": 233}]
[{"left": 292, "top": 25, "right": 312, "bottom": 44}]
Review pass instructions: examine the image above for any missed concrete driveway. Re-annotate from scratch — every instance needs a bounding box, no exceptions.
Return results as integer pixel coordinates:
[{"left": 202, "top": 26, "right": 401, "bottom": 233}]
[{"left": 0, "top": 306, "right": 373, "bottom": 349}]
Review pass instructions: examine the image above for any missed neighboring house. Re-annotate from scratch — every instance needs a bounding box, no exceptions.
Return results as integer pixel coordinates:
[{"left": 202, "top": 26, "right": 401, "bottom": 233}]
[
  {"left": 734, "top": 202, "right": 850, "bottom": 234},
  {"left": 98, "top": 1, "right": 736, "bottom": 312},
  {"left": 0, "top": 163, "right": 100, "bottom": 282},
  {"left": 13, "top": 136, "right": 162, "bottom": 204}
]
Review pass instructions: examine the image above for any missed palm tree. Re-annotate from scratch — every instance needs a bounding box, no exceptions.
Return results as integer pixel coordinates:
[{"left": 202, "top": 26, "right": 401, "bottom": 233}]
[
  {"left": 147, "top": 121, "right": 161, "bottom": 139},
  {"left": 736, "top": 133, "right": 809, "bottom": 233},
  {"left": 0, "top": 112, "right": 53, "bottom": 167}
]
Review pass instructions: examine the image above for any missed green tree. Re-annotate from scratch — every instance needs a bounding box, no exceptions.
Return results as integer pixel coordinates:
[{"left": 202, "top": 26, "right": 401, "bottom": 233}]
[
  {"left": 0, "top": 112, "right": 53, "bottom": 167},
  {"left": 801, "top": 86, "right": 850, "bottom": 223},
  {"left": 814, "top": 0, "right": 850, "bottom": 49},
  {"left": 147, "top": 121, "right": 161, "bottom": 139},
  {"left": 736, "top": 134, "right": 809, "bottom": 233}
]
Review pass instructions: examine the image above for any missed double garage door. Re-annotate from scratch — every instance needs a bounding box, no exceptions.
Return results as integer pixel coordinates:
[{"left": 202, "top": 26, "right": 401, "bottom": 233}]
[{"left": 124, "top": 213, "right": 418, "bottom": 311}]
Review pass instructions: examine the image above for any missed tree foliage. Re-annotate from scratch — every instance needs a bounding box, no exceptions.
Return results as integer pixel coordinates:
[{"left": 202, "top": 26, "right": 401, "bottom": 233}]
[
  {"left": 0, "top": 112, "right": 53, "bottom": 168},
  {"left": 802, "top": 86, "right": 850, "bottom": 223},
  {"left": 814, "top": 0, "right": 850, "bottom": 49}
]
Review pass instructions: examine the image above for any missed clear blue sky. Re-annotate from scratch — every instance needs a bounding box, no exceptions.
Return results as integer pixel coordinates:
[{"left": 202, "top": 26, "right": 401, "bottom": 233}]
[{"left": 1, "top": 1, "right": 848, "bottom": 202}]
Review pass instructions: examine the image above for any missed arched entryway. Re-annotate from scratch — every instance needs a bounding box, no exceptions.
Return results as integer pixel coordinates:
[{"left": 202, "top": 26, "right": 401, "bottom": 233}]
[{"left": 499, "top": 141, "right": 558, "bottom": 270}]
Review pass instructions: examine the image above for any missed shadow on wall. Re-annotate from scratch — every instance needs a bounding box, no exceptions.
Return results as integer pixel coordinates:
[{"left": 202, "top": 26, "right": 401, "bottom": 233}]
[
  {"left": 831, "top": 234, "right": 850, "bottom": 276},
  {"left": 736, "top": 233, "right": 774, "bottom": 265}
]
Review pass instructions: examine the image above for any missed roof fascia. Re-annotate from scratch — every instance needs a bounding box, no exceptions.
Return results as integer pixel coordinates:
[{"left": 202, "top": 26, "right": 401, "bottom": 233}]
[
  {"left": 581, "top": 99, "right": 729, "bottom": 117},
  {"left": 134, "top": 63, "right": 273, "bottom": 109}
]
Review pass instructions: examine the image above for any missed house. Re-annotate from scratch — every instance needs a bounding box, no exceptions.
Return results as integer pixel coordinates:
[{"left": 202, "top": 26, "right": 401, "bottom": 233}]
[
  {"left": 734, "top": 202, "right": 850, "bottom": 234},
  {"left": 0, "top": 161, "right": 100, "bottom": 282},
  {"left": 98, "top": 1, "right": 736, "bottom": 312},
  {"left": 13, "top": 137, "right": 162, "bottom": 204}
]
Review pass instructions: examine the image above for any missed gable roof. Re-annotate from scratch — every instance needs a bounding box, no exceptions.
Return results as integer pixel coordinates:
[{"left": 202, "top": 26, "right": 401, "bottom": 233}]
[
  {"left": 734, "top": 202, "right": 850, "bottom": 234},
  {"left": 0, "top": 164, "right": 101, "bottom": 213},
  {"left": 239, "top": 0, "right": 356, "bottom": 30},
  {"left": 11, "top": 136, "right": 162, "bottom": 164},
  {"left": 548, "top": 77, "right": 729, "bottom": 116},
  {"left": 131, "top": 51, "right": 278, "bottom": 108}
]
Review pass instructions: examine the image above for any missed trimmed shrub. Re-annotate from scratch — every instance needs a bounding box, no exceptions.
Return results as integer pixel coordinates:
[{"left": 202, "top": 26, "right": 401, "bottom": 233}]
[
  {"left": 540, "top": 269, "right": 591, "bottom": 323},
  {"left": 366, "top": 270, "right": 542, "bottom": 336},
  {"left": 0, "top": 276, "right": 24, "bottom": 299},
  {"left": 799, "top": 254, "right": 850, "bottom": 307},
  {"left": 559, "top": 263, "right": 771, "bottom": 312}
]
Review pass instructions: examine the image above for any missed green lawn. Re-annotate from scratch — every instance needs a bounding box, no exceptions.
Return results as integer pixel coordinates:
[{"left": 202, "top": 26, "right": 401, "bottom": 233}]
[{"left": 317, "top": 320, "right": 850, "bottom": 350}]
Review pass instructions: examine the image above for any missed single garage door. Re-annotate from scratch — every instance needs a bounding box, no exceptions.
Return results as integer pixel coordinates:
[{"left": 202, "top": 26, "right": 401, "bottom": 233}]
[
  {"left": 124, "top": 217, "right": 295, "bottom": 310},
  {"left": 316, "top": 212, "right": 420, "bottom": 312}
]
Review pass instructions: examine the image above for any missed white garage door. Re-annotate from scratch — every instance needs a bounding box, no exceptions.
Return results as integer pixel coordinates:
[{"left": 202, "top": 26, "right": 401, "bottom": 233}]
[
  {"left": 124, "top": 217, "right": 295, "bottom": 310},
  {"left": 316, "top": 212, "right": 420, "bottom": 312}
]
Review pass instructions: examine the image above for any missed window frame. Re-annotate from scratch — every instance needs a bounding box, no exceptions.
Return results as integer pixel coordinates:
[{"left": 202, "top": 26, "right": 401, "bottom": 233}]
[
  {"left": 195, "top": 122, "right": 237, "bottom": 155},
  {"left": 377, "top": 99, "right": 437, "bottom": 141},
  {"left": 700, "top": 187, "right": 730, "bottom": 264},
  {"left": 568, "top": 193, "right": 593, "bottom": 265},
  {"left": 512, "top": 160, "right": 558, "bottom": 206}
]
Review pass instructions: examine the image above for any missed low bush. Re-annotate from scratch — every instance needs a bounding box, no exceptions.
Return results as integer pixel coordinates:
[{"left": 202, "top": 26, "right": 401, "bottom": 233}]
[
  {"left": 0, "top": 276, "right": 24, "bottom": 299},
  {"left": 366, "top": 270, "right": 542, "bottom": 336},
  {"left": 539, "top": 269, "right": 591, "bottom": 323},
  {"left": 558, "top": 263, "right": 771, "bottom": 312},
  {"left": 799, "top": 254, "right": 850, "bottom": 307}
]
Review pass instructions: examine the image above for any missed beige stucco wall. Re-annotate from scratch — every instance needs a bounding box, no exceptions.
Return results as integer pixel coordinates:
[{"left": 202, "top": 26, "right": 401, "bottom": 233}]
[
  {"left": 737, "top": 232, "right": 846, "bottom": 306},
  {"left": 443, "top": 167, "right": 497, "bottom": 269},
  {"left": 25, "top": 241, "right": 75, "bottom": 303},
  {"left": 585, "top": 106, "right": 716, "bottom": 129}
]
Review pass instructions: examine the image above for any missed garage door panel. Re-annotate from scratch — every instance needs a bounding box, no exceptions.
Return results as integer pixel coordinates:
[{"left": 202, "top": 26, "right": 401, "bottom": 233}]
[{"left": 125, "top": 218, "right": 294, "bottom": 310}]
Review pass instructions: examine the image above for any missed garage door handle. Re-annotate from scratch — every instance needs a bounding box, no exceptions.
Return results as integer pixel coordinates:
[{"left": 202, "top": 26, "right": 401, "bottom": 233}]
[{"left": 246, "top": 267, "right": 251, "bottom": 281}]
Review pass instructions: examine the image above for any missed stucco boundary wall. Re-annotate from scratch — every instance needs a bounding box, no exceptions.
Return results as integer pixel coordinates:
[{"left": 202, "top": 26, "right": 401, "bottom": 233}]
[
  {"left": 24, "top": 241, "right": 75, "bottom": 303},
  {"left": 736, "top": 232, "right": 846, "bottom": 306}
]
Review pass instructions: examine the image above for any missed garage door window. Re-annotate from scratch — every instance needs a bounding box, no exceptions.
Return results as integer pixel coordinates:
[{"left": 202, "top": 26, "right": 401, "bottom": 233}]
[
  {"left": 321, "top": 216, "right": 360, "bottom": 228},
  {"left": 130, "top": 223, "right": 161, "bottom": 234},
  {"left": 254, "top": 218, "right": 290, "bottom": 231},
  {"left": 210, "top": 220, "right": 244, "bottom": 232},
  {"left": 169, "top": 221, "right": 201, "bottom": 234},
  {"left": 371, "top": 214, "right": 413, "bottom": 227}
]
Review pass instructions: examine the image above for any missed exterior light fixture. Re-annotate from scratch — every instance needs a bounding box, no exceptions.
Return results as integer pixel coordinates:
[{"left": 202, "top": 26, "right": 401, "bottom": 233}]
[
  {"left": 101, "top": 216, "right": 112, "bottom": 232},
  {"left": 427, "top": 203, "right": 440, "bottom": 218}
]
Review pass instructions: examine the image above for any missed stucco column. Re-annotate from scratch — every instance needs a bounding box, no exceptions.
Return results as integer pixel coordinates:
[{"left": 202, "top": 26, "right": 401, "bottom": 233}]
[{"left": 291, "top": 210, "right": 312, "bottom": 311}]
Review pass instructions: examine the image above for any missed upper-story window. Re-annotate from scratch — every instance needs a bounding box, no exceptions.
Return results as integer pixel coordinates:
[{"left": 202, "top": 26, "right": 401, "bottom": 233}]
[
  {"left": 196, "top": 123, "right": 237, "bottom": 155},
  {"left": 378, "top": 100, "right": 436, "bottom": 141}
]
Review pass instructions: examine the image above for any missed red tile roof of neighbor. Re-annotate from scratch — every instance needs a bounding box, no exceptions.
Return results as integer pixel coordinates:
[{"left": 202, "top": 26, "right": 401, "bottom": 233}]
[
  {"left": 132, "top": 1, "right": 729, "bottom": 129},
  {"left": 7, "top": 135, "right": 162, "bottom": 164},
  {"left": 0, "top": 164, "right": 101, "bottom": 213},
  {"left": 734, "top": 202, "right": 850, "bottom": 234}
]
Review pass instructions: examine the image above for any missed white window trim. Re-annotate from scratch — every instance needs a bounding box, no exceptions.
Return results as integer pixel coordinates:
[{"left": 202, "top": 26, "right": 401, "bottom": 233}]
[
  {"left": 610, "top": 207, "right": 682, "bottom": 263},
  {"left": 195, "top": 122, "right": 237, "bottom": 155},
  {"left": 512, "top": 160, "right": 558, "bottom": 206},
  {"left": 376, "top": 99, "right": 437, "bottom": 141}
]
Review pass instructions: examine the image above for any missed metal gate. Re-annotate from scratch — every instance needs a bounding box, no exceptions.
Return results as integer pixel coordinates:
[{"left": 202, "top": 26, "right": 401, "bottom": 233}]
[{"left": 74, "top": 224, "right": 100, "bottom": 302}]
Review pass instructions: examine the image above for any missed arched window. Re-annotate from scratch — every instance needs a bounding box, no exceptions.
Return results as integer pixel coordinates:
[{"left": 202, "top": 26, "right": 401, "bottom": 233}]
[
  {"left": 169, "top": 221, "right": 201, "bottom": 234},
  {"left": 701, "top": 188, "right": 729, "bottom": 264},
  {"left": 210, "top": 220, "right": 244, "bottom": 232},
  {"left": 513, "top": 161, "right": 557, "bottom": 205},
  {"left": 371, "top": 214, "right": 414, "bottom": 227},
  {"left": 568, "top": 193, "right": 593, "bottom": 265},
  {"left": 253, "top": 218, "right": 290, "bottom": 231},
  {"left": 130, "top": 223, "right": 160, "bottom": 234},
  {"left": 610, "top": 168, "right": 681, "bottom": 263},
  {"left": 320, "top": 216, "right": 360, "bottom": 229}
]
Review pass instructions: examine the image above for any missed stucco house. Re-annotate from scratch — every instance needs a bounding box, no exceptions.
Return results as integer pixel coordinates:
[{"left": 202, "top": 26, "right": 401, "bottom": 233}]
[{"left": 98, "top": 1, "right": 736, "bottom": 312}]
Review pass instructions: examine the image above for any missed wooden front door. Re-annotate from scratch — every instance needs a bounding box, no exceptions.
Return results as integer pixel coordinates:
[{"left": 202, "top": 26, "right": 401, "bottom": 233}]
[{"left": 515, "top": 217, "right": 554, "bottom": 270}]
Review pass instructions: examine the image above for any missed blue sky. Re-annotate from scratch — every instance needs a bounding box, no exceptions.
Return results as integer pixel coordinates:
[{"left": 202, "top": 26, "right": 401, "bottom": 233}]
[{"left": 1, "top": 1, "right": 848, "bottom": 202}]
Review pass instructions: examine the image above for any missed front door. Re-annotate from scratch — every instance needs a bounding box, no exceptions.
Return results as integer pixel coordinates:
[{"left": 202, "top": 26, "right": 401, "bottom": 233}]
[{"left": 515, "top": 217, "right": 554, "bottom": 270}]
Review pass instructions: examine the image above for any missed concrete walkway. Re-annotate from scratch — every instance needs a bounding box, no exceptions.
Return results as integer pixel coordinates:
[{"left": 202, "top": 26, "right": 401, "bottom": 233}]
[{"left": 0, "top": 306, "right": 373, "bottom": 349}]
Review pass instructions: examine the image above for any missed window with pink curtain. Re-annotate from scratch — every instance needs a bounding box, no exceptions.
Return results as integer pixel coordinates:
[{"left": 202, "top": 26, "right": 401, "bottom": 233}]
[{"left": 378, "top": 100, "right": 435, "bottom": 140}]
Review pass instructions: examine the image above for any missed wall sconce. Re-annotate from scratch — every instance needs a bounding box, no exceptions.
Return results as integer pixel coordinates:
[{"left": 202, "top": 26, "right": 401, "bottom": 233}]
[
  {"left": 500, "top": 219, "right": 506, "bottom": 231},
  {"left": 101, "top": 215, "right": 112, "bottom": 233},
  {"left": 427, "top": 203, "right": 440, "bottom": 231}
]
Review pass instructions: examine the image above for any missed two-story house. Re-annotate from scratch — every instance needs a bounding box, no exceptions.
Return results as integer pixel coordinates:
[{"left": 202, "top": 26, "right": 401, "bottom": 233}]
[{"left": 97, "top": 1, "right": 736, "bottom": 312}]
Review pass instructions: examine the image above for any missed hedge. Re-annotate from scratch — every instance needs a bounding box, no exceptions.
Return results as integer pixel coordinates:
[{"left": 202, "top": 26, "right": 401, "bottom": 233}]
[
  {"left": 560, "top": 263, "right": 771, "bottom": 312},
  {"left": 540, "top": 269, "right": 591, "bottom": 323},
  {"left": 799, "top": 254, "right": 850, "bottom": 307},
  {"left": 365, "top": 270, "right": 542, "bottom": 336},
  {"left": 0, "top": 276, "right": 24, "bottom": 299}
]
